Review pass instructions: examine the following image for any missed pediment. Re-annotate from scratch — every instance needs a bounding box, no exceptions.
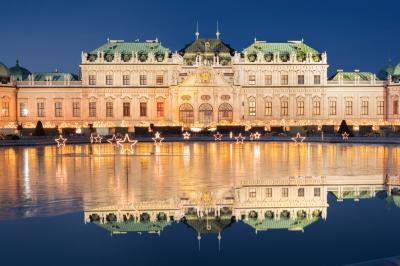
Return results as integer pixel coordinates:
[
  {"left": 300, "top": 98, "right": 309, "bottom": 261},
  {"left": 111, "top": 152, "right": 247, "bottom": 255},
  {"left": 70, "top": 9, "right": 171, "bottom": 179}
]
[{"left": 179, "top": 66, "right": 232, "bottom": 88}]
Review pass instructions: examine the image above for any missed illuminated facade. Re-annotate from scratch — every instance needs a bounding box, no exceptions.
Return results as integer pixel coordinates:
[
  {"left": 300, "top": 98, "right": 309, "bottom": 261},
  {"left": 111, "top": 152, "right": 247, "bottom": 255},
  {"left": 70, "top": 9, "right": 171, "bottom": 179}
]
[{"left": 1, "top": 31, "right": 400, "bottom": 134}]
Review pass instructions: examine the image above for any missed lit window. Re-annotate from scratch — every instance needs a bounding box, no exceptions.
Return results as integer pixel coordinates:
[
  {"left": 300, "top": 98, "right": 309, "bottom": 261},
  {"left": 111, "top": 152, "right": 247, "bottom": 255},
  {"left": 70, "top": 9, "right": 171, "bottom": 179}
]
[
  {"left": 281, "top": 188, "right": 289, "bottom": 197},
  {"left": 89, "top": 102, "right": 96, "bottom": 117},
  {"left": 297, "top": 100, "right": 304, "bottom": 116},
  {"left": 72, "top": 102, "right": 80, "bottom": 117},
  {"left": 361, "top": 100, "right": 369, "bottom": 115},
  {"left": 298, "top": 75, "right": 305, "bottom": 85},
  {"left": 265, "top": 101, "right": 272, "bottom": 116},
  {"left": 37, "top": 102, "right": 45, "bottom": 117},
  {"left": 106, "top": 75, "right": 113, "bottom": 85},
  {"left": 156, "top": 75, "right": 164, "bottom": 85},
  {"left": 140, "top": 75, "right": 147, "bottom": 85},
  {"left": 298, "top": 188, "right": 305, "bottom": 197},
  {"left": 314, "top": 187, "right": 321, "bottom": 197},
  {"left": 106, "top": 102, "right": 113, "bottom": 117},
  {"left": 281, "top": 100, "right": 288, "bottom": 116},
  {"left": 140, "top": 102, "right": 147, "bottom": 117},
  {"left": 314, "top": 75, "right": 321, "bottom": 85},
  {"left": 394, "top": 100, "right": 399, "bottom": 115},
  {"left": 1, "top": 102, "right": 9, "bottom": 117},
  {"left": 281, "top": 75, "right": 288, "bottom": 85},
  {"left": 248, "top": 98, "right": 256, "bottom": 116},
  {"left": 123, "top": 75, "right": 130, "bottom": 85},
  {"left": 89, "top": 75, "right": 96, "bottom": 85},
  {"left": 313, "top": 100, "right": 320, "bottom": 115},
  {"left": 346, "top": 101, "right": 353, "bottom": 115},
  {"left": 329, "top": 100, "right": 337, "bottom": 115},
  {"left": 265, "top": 75, "right": 272, "bottom": 85},
  {"left": 54, "top": 102, "right": 63, "bottom": 117},
  {"left": 249, "top": 188, "right": 256, "bottom": 199},
  {"left": 20, "top": 103, "right": 28, "bottom": 117},
  {"left": 377, "top": 101, "right": 384, "bottom": 115},
  {"left": 265, "top": 188, "right": 272, "bottom": 198},
  {"left": 248, "top": 75, "right": 256, "bottom": 85},
  {"left": 123, "top": 102, "right": 130, "bottom": 117},
  {"left": 157, "top": 102, "right": 164, "bottom": 117}
]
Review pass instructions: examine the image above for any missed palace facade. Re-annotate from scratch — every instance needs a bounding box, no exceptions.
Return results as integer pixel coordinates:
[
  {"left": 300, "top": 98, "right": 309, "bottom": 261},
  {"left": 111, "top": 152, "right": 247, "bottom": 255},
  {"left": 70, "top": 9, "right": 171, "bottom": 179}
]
[{"left": 1, "top": 32, "right": 400, "bottom": 134}]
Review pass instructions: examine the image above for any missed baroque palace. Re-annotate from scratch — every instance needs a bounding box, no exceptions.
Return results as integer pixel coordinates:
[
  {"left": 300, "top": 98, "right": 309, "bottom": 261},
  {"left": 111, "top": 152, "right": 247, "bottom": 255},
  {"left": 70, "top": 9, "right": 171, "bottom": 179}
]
[{"left": 1, "top": 30, "right": 400, "bottom": 134}]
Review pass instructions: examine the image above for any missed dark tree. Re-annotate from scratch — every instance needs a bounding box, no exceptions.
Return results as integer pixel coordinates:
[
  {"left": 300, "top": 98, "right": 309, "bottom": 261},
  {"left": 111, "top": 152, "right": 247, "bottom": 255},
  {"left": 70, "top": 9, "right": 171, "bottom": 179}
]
[
  {"left": 33, "top": 121, "right": 45, "bottom": 136},
  {"left": 337, "top": 120, "right": 353, "bottom": 137}
]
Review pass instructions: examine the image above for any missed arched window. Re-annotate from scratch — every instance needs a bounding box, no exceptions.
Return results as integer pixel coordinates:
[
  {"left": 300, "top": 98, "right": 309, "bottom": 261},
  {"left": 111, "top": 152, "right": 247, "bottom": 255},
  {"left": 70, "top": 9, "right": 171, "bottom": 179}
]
[
  {"left": 248, "top": 97, "right": 256, "bottom": 116},
  {"left": 198, "top": 103, "right": 213, "bottom": 124},
  {"left": 179, "top": 103, "right": 194, "bottom": 124},
  {"left": 218, "top": 103, "right": 233, "bottom": 122}
]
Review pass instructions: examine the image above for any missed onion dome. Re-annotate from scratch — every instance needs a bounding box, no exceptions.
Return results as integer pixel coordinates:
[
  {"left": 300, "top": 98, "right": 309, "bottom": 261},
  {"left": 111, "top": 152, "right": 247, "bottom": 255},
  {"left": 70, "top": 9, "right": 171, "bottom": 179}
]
[
  {"left": 378, "top": 62, "right": 400, "bottom": 81},
  {"left": 0, "top": 61, "right": 10, "bottom": 84},
  {"left": 9, "top": 60, "right": 31, "bottom": 81}
]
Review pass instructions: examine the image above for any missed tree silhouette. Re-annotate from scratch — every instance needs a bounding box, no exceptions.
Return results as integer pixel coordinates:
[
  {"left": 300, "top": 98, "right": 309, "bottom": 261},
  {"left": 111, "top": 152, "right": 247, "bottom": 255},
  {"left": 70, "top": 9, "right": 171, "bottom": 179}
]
[
  {"left": 337, "top": 120, "right": 353, "bottom": 137},
  {"left": 33, "top": 121, "right": 45, "bottom": 136}
]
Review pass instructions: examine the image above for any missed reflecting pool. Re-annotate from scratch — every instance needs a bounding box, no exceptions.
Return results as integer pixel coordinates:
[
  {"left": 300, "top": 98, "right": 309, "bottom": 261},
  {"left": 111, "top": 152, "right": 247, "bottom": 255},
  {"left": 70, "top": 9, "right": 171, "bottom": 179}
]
[{"left": 0, "top": 142, "right": 399, "bottom": 265}]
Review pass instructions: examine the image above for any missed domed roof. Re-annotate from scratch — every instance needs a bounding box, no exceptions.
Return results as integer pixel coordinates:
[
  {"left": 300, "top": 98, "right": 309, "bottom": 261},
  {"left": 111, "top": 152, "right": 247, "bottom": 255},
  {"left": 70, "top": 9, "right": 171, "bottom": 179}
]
[
  {"left": 0, "top": 61, "right": 10, "bottom": 78},
  {"left": 9, "top": 60, "right": 31, "bottom": 81},
  {"left": 378, "top": 62, "right": 400, "bottom": 80}
]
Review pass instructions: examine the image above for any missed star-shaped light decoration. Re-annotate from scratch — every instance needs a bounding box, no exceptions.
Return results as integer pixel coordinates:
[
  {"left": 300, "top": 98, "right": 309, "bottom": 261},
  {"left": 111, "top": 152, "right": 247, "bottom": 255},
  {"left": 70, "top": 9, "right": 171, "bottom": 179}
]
[
  {"left": 152, "top": 131, "right": 164, "bottom": 145},
  {"left": 94, "top": 134, "right": 103, "bottom": 143},
  {"left": 235, "top": 133, "right": 246, "bottom": 144},
  {"left": 342, "top": 132, "right": 350, "bottom": 141},
  {"left": 182, "top": 131, "right": 191, "bottom": 140},
  {"left": 107, "top": 134, "right": 121, "bottom": 145},
  {"left": 291, "top": 132, "right": 306, "bottom": 144},
  {"left": 249, "top": 133, "right": 255, "bottom": 141},
  {"left": 117, "top": 133, "right": 138, "bottom": 154},
  {"left": 55, "top": 135, "right": 67, "bottom": 148},
  {"left": 214, "top": 132, "right": 223, "bottom": 141},
  {"left": 253, "top": 132, "right": 261, "bottom": 140}
]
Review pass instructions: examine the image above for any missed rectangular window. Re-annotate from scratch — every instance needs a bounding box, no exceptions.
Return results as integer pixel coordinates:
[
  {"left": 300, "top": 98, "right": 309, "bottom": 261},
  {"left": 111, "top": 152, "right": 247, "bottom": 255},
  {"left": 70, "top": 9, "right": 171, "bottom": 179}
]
[
  {"left": 314, "top": 187, "right": 321, "bottom": 197},
  {"left": 106, "top": 102, "right": 113, "bottom": 117},
  {"left": 298, "top": 75, "right": 305, "bottom": 85},
  {"left": 265, "top": 188, "right": 272, "bottom": 198},
  {"left": 265, "top": 101, "right": 272, "bottom": 116},
  {"left": 89, "top": 102, "right": 96, "bottom": 117},
  {"left": 265, "top": 75, "right": 272, "bottom": 85},
  {"left": 329, "top": 100, "right": 337, "bottom": 115},
  {"left": 248, "top": 75, "right": 256, "bottom": 85},
  {"left": 361, "top": 100, "right": 369, "bottom": 115},
  {"left": 377, "top": 101, "right": 384, "bottom": 115},
  {"left": 106, "top": 75, "right": 113, "bottom": 85},
  {"left": 140, "top": 75, "right": 147, "bottom": 85},
  {"left": 72, "top": 102, "right": 80, "bottom": 117},
  {"left": 20, "top": 103, "right": 28, "bottom": 117},
  {"left": 394, "top": 100, "right": 399, "bottom": 115},
  {"left": 89, "top": 75, "right": 96, "bottom": 85},
  {"left": 281, "top": 75, "right": 288, "bottom": 85},
  {"left": 281, "top": 187, "right": 289, "bottom": 198},
  {"left": 314, "top": 75, "right": 321, "bottom": 85},
  {"left": 54, "top": 102, "right": 63, "bottom": 117},
  {"left": 123, "top": 102, "right": 130, "bottom": 117},
  {"left": 1, "top": 102, "right": 9, "bottom": 117},
  {"left": 37, "top": 102, "right": 45, "bottom": 117},
  {"left": 297, "top": 101, "right": 304, "bottom": 116},
  {"left": 313, "top": 101, "right": 321, "bottom": 116},
  {"left": 249, "top": 188, "right": 256, "bottom": 199},
  {"left": 249, "top": 100, "right": 256, "bottom": 116},
  {"left": 298, "top": 188, "right": 305, "bottom": 197},
  {"left": 157, "top": 102, "right": 164, "bottom": 117},
  {"left": 345, "top": 101, "right": 353, "bottom": 115},
  {"left": 123, "top": 75, "right": 130, "bottom": 85},
  {"left": 156, "top": 75, "right": 164, "bottom": 85},
  {"left": 140, "top": 102, "right": 147, "bottom": 117},
  {"left": 281, "top": 101, "right": 288, "bottom": 116}
]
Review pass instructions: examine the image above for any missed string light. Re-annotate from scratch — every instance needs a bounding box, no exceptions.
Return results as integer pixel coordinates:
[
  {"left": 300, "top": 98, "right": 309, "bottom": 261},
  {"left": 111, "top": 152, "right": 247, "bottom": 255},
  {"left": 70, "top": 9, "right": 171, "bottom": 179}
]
[
  {"left": 235, "top": 133, "right": 245, "bottom": 144},
  {"left": 214, "top": 132, "right": 223, "bottom": 141},
  {"left": 254, "top": 132, "right": 261, "bottom": 140},
  {"left": 107, "top": 134, "right": 121, "bottom": 145},
  {"left": 152, "top": 131, "right": 164, "bottom": 144},
  {"left": 55, "top": 135, "right": 67, "bottom": 148},
  {"left": 291, "top": 132, "right": 306, "bottom": 144},
  {"left": 94, "top": 134, "right": 103, "bottom": 143},
  {"left": 182, "top": 131, "right": 191, "bottom": 140},
  {"left": 117, "top": 133, "right": 138, "bottom": 154}
]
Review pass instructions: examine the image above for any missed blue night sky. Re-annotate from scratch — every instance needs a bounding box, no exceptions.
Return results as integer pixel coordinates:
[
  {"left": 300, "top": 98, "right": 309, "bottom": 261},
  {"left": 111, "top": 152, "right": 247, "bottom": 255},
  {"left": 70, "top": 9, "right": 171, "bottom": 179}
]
[{"left": 1, "top": 0, "right": 399, "bottom": 76}]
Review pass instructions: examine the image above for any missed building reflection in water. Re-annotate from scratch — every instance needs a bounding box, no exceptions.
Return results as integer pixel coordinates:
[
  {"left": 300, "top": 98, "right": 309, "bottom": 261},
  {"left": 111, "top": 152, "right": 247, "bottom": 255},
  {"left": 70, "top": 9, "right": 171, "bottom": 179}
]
[{"left": 84, "top": 175, "right": 400, "bottom": 238}]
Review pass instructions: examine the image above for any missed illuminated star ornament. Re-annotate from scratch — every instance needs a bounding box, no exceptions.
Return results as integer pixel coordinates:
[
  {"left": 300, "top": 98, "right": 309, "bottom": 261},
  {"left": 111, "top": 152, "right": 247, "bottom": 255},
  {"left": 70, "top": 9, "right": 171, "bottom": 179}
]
[
  {"left": 291, "top": 132, "right": 306, "bottom": 144},
  {"left": 55, "top": 135, "right": 67, "bottom": 148},
  {"left": 235, "top": 133, "right": 245, "bottom": 144},
  {"left": 117, "top": 133, "right": 138, "bottom": 154},
  {"left": 94, "top": 134, "right": 103, "bottom": 143},
  {"left": 214, "top": 132, "right": 222, "bottom": 141},
  {"left": 182, "top": 131, "right": 191, "bottom": 140},
  {"left": 253, "top": 132, "right": 261, "bottom": 140},
  {"left": 152, "top": 131, "right": 164, "bottom": 144},
  {"left": 107, "top": 134, "right": 121, "bottom": 145},
  {"left": 342, "top": 132, "right": 350, "bottom": 141}
]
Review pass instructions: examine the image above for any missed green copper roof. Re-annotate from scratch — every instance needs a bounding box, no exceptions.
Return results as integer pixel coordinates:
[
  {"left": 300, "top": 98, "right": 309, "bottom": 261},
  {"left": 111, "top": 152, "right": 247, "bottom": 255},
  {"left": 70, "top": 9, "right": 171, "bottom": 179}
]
[
  {"left": 32, "top": 72, "right": 78, "bottom": 81},
  {"left": 0, "top": 61, "right": 10, "bottom": 78},
  {"left": 182, "top": 216, "right": 235, "bottom": 234},
  {"left": 243, "top": 41, "right": 320, "bottom": 55},
  {"left": 9, "top": 60, "right": 31, "bottom": 81},
  {"left": 244, "top": 217, "right": 319, "bottom": 231},
  {"left": 90, "top": 40, "right": 170, "bottom": 55},
  {"left": 179, "top": 38, "right": 235, "bottom": 55},
  {"left": 378, "top": 63, "right": 400, "bottom": 80},
  {"left": 93, "top": 220, "right": 172, "bottom": 233},
  {"left": 329, "top": 71, "right": 379, "bottom": 81}
]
